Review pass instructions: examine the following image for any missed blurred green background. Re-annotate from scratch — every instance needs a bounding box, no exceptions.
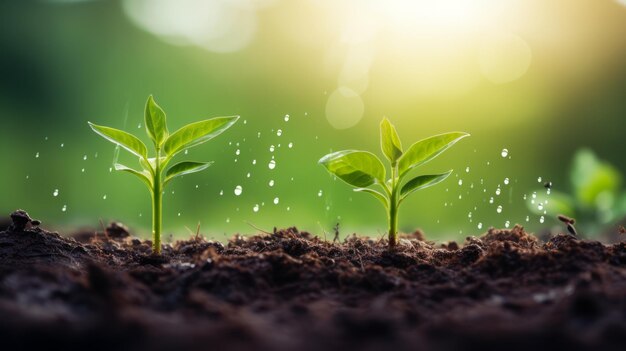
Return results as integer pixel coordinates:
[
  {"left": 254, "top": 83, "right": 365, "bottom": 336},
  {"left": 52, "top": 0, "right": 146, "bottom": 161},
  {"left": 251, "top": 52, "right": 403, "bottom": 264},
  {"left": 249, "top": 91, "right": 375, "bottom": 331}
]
[{"left": 1, "top": 0, "right": 625, "bottom": 241}]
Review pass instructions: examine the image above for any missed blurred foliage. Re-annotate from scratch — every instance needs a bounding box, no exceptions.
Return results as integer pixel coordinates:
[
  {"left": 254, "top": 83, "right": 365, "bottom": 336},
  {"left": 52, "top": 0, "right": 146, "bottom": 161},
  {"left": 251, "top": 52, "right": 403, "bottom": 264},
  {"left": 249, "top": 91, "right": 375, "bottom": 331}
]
[{"left": 527, "top": 149, "right": 626, "bottom": 236}]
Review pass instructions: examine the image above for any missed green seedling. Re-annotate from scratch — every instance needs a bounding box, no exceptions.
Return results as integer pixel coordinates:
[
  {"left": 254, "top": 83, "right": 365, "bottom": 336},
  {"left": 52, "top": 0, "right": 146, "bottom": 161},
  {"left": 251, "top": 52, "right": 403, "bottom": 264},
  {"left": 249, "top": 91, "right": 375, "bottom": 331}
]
[
  {"left": 319, "top": 118, "right": 469, "bottom": 247},
  {"left": 89, "top": 96, "right": 239, "bottom": 254}
]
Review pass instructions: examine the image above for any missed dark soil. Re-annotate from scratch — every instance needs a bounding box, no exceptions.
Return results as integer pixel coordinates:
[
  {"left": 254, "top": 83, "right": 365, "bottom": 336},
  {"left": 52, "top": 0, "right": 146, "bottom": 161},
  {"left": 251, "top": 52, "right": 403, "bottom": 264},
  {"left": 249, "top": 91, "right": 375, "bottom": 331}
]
[{"left": 0, "top": 212, "right": 625, "bottom": 351}]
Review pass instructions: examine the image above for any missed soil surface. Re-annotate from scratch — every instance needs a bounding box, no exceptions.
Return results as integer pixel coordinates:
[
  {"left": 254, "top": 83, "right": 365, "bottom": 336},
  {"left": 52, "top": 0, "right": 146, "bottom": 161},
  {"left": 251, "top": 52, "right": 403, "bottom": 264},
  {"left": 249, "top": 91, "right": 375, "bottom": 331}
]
[{"left": 0, "top": 212, "right": 625, "bottom": 351}]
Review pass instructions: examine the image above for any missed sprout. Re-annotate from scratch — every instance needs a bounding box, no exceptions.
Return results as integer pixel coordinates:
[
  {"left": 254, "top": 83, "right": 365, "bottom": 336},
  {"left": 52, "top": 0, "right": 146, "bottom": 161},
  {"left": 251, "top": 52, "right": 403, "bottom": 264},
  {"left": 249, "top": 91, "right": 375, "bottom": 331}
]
[
  {"left": 319, "top": 118, "right": 468, "bottom": 247},
  {"left": 89, "top": 95, "right": 239, "bottom": 254}
]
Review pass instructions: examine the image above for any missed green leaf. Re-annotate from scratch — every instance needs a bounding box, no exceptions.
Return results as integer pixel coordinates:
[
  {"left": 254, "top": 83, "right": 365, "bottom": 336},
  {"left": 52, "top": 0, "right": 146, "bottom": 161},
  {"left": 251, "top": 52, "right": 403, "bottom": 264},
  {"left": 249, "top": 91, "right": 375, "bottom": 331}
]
[
  {"left": 164, "top": 161, "right": 213, "bottom": 185},
  {"left": 318, "top": 150, "right": 386, "bottom": 187},
  {"left": 163, "top": 116, "right": 239, "bottom": 157},
  {"left": 354, "top": 187, "right": 388, "bottom": 208},
  {"left": 400, "top": 171, "right": 452, "bottom": 199},
  {"left": 380, "top": 118, "right": 403, "bottom": 164},
  {"left": 397, "top": 132, "right": 469, "bottom": 178},
  {"left": 114, "top": 163, "right": 153, "bottom": 189},
  {"left": 570, "top": 149, "right": 622, "bottom": 208},
  {"left": 144, "top": 95, "right": 169, "bottom": 147},
  {"left": 88, "top": 122, "right": 148, "bottom": 158}
]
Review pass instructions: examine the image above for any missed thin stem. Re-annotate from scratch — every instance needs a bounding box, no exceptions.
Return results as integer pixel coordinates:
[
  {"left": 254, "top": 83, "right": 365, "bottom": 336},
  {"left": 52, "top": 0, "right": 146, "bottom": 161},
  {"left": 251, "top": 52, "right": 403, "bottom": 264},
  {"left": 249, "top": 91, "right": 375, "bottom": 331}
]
[
  {"left": 388, "top": 164, "right": 399, "bottom": 247},
  {"left": 152, "top": 149, "right": 162, "bottom": 255}
]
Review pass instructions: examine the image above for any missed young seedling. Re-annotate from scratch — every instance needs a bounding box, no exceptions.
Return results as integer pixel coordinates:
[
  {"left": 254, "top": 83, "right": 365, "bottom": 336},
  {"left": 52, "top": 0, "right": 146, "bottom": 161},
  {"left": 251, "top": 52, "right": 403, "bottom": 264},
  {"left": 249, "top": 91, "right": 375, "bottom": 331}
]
[
  {"left": 319, "top": 118, "right": 468, "bottom": 247},
  {"left": 89, "top": 96, "right": 239, "bottom": 254}
]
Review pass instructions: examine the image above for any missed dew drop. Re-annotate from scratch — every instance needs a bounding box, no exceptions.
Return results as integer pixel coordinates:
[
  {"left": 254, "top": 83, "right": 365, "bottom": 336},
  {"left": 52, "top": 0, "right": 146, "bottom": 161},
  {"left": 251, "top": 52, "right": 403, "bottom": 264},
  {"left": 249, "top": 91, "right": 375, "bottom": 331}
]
[
  {"left": 273, "top": 197, "right": 279, "bottom": 205},
  {"left": 497, "top": 205, "right": 503, "bottom": 214},
  {"left": 234, "top": 185, "right": 243, "bottom": 196},
  {"left": 268, "top": 160, "right": 276, "bottom": 170},
  {"left": 501, "top": 148, "right": 508, "bottom": 157}
]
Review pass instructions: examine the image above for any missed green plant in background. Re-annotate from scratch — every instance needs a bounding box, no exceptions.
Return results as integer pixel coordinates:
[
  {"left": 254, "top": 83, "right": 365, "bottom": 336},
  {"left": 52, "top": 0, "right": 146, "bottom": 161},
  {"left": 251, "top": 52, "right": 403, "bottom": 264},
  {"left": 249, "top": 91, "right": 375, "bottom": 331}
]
[
  {"left": 527, "top": 148, "right": 626, "bottom": 236},
  {"left": 89, "top": 96, "right": 239, "bottom": 254},
  {"left": 319, "top": 118, "right": 469, "bottom": 247}
]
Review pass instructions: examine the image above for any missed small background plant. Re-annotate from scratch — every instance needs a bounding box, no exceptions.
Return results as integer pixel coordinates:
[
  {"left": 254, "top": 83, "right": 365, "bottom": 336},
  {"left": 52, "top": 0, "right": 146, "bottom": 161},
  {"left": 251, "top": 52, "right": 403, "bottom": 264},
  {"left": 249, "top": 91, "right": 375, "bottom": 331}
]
[
  {"left": 89, "top": 95, "right": 239, "bottom": 254},
  {"left": 319, "top": 118, "right": 468, "bottom": 247}
]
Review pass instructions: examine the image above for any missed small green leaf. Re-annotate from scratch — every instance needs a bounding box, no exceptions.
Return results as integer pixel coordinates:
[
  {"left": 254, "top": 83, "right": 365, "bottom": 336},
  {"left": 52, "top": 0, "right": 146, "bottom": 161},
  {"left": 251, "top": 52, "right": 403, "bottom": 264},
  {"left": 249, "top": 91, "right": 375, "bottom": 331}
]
[
  {"left": 570, "top": 149, "right": 622, "bottom": 208},
  {"left": 380, "top": 118, "right": 403, "bottom": 164},
  {"left": 354, "top": 187, "right": 388, "bottom": 208},
  {"left": 163, "top": 116, "right": 239, "bottom": 157},
  {"left": 164, "top": 161, "right": 213, "bottom": 185},
  {"left": 400, "top": 171, "right": 452, "bottom": 199},
  {"left": 319, "top": 150, "right": 386, "bottom": 187},
  {"left": 144, "top": 95, "right": 169, "bottom": 147},
  {"left": 114, "top": 163, "right": 153, "bottom": 189},
  {"left": 88, "top": 122, "right": 148, "bottom": 158},
  {"left": 398, "top": 132, "right": 469, "bottom": 178}
]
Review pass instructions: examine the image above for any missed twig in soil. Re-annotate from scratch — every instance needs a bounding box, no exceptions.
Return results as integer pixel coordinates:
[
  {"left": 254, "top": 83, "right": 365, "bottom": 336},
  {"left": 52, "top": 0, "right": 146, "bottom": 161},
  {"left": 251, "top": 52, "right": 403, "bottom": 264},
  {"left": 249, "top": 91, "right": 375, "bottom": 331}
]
[
  {"left": 333, "top": 223, "right": 340, "bottom": 243},
  {"left": 244, "top": 220, "right": 272, "bottom": 235},
  {"left": 557, "top": 214, "right": 577, "bottom": 236}
]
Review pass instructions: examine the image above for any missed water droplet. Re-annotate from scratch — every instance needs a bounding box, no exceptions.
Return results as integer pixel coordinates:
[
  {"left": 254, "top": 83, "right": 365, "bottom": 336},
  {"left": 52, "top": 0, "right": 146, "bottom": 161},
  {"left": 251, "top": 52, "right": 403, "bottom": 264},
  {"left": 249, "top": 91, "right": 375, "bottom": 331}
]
[
  {"left": 219, "top": 190, "right": 224, "bottom": 196},
  {"left": 61, "top": 205, "right": 67, "bottom": 212},
  {"left": 537, "top": 176, "right": 542, "bottom": 183},
  {"left": 252, "top": 159, "right": 257, "bottom": 165},
  {"left": 81, "top": 168, "right": 85, "bottom": 173},
  {"left": 286, "top": 206, "right": 291, "bottom": 211},
  {"left": 547, "top": 188, "right": 551, "bottom": 195},
  {"left": 243, "top": 120, "right": 247, "bottom": 124},
  {"left": 177, "top": 212, "right": 181, "bottom": 217},
  {"left": 468, "top": 212, "right": 472, "bottom": 218},
  {"left": 526, "top": 215, "right": 530, "bottom": 222},
  {"left": 505, "top": 221, "right": 510, "bottom": 228},
  {"left": 246, "top": 172, "right": 251, "bottom": 178},
  {"left": 53, "top": 189, "right": 59, "bottom": 197},
  {"left": 458, "top": 179, "right": 463, "bottom": 186},
  {"left": 318, "top": 190, "right": 323, "bottom": 197},
  {"left": 235, "top": 149, "right": 240, "bottom": 156},
  {"left": 226, "top": 217, "right": 230, "bottom": 223},
  {"left": 83, "top": 155, "right": 87, "bottom": 161},
  {"left": 195, "top": 184, "right": 199, "bottom": 189},
  {"left": 35, "top": 152, "right": 39, "bottom": 158},
  {"left": 268, "top": 160, "right": 276, "bottom": 170},
  {"left": 489, "top": 197, "right": 494, "bottom": 204},
  {"left": 269, "top": 180, "right": 275, "bottom": 187},
  {"left": 532, "top": 192, "right": 537, "bottom": 199},
  {"left": 504, "top": 178, "right": 510, "bottom": 185},
  {"left": 288, "top": 142, "right": 293, "bottom": 148},
  {"left": 138, "top": 123, "right": 142, "bottom": 129},
  {"left": 60, "top": 143, "right": 64, "bottom": 148},
  {"left": 253, "top": 204, "right": 259, "bottom": 212},
  {"left": 497, "top": 205, "right": 503, "bottom": 214},
  {"left": 465, "top": 166, "right": 470, "bottom": 173},
  {"left": 273, "top": 197, "right": 279, "bottom": 205},
  {"left": 540, "top": 216, "right": 545, "bottom": 224},
  {"left": 284, "top": 114, "right": 290, "bottom": 122},
  {"left": 538, "top": 203, "right": 544, "bottom": 211},
  {"left": 269, "top": 145, "right": 275, "bottom": 152},
  {"left": 495, "top": 187, "right": 501, "bottom": 196},
  {"left": 276, "top": 129, "right": 282, "bottom": 137},
  {"left": 234, "top": 185, "right": 243, "bottom": 196},
  {"left": 501, "top": 148, "right": 508, "bottom": 157},
  {"left": 102, "top": 194, "right": 107, "bottom": 200},
  {"left": 523, "top": 194, "right": 527, "bottom": 200},
  {"left": 257, "top": 132, "right": 261, "bottom": 138}
]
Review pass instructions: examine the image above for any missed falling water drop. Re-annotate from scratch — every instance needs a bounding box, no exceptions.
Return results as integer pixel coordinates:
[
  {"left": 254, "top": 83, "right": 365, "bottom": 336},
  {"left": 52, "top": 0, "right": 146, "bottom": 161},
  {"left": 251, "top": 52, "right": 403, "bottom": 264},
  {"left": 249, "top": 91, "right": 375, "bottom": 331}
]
[
  {"left": 501, "top": 148, "right": 509, "bottom": 157},
  {"left": 288, "top": 142, "right": 293, "bottom": 148},
  {"left": 53, "top": 189, "right": 59, "bottom": 197},
  {"left": 505, "top": 221, "right": 510, "bottom": 228},
  {"left": 540, "top": 216, "right": 545, "bottom": 223},
  {"left": 504, "top": 178, "right": 510, "bottom": 185},
  {"left": 102, "top": 194, "right": 107, "bottom": 200},
  {"left": 234, "top": 185, "right": 243, "bottom": 196},
  {"left": 269, "top": 180, "right": 275, "bottom": 187},
  {"left": 253, "top": 204, "right": 260, "bottom": 212},
  {"left": 477, "top": 222, "right": 483, "bottom": 230},
  {"left": 458, "top": 179, "right": 463, "bottom": 186},
  {"left": 317, "top": 190, "right": 323, "bottom": 197},
  {"left": 273, "top": 197, "right": 279, "bottom": 205},
  {"left": 35, "top": 152, "right": 39, "bottom": 158},
  {"left": 269, "top": 145, "right": 275, "bottom": 152},
  {"left": 284, "top": 114, "right": 290, "bottom": 122},
  {"left": 61, "top": 205, "right": 67, "bottom": 212},
  {"left": 497, "top": 205, "right": 503, "bottom": 214},
  {"left": 465, "top": 166, "right": 470, "bottom": 173},
  {"left": 268, "top": 160, "right": 276, "bottom": 170},
  {"left": 235, "top": 149, "right": 240, "bottom": 156},
  {"left": 276, "top": 129, "right": 282, "bottom": 137},
  {"left": 83, "top": 155, "right": 87, "bottom": 161}
]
